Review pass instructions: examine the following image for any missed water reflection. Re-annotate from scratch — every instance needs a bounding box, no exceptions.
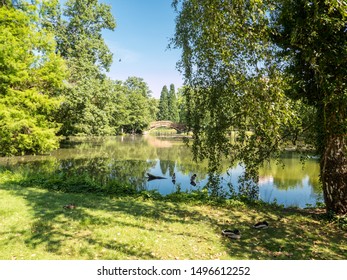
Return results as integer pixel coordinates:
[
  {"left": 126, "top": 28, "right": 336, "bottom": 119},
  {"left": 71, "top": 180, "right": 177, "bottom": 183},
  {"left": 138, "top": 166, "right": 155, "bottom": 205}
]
[
  {"left": 0, "top": 135, "right": 322, "bottom": 208},
  {"left": 258, "top": 156, "right": 322, "bottom": 207}
]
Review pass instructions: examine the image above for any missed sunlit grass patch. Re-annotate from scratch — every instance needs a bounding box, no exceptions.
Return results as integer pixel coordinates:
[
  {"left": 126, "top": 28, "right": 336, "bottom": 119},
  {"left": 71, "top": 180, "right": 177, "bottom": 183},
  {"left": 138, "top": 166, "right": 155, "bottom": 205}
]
[{"left": 0, "top": 182, "right": 346, "bottom": 260}]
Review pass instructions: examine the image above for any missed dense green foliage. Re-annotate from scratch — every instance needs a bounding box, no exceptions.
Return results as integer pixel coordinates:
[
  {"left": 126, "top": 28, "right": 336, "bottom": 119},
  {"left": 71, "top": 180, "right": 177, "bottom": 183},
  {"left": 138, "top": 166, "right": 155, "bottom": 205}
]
[
  {"left": 123, "top": 77, "right": 157, "bottom": 133},
  {"left": 172, "top": 0, "right": 346, "bottom": 213},
  {"left": 177, "top": 86, "right": 188, "bottom": 124},
  {"left": 49, "top": 0, "right": 118, "bottom": 135},
  {"left": 0, "top": 4, "right": 67, "bottom": 155},
  {"left": 157, "top": 83, "right": 180, "bottom": 122},
  {"left": 168, "top": 84, "right": 179, "bottom": 122},
  {"left": 157, "top": 85, "right": 170, "bottom": 120}
]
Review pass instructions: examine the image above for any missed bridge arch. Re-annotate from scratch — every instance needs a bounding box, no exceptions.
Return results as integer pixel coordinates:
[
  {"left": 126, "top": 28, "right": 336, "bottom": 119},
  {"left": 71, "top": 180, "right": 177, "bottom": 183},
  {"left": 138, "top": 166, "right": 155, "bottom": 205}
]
[{"left": 148, "top": 121, "right": 187, "bottom": 132}]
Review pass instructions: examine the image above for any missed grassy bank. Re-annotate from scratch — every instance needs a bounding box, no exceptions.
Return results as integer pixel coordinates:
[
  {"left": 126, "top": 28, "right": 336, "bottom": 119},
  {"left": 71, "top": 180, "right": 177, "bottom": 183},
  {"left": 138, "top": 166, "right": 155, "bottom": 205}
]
[{"left": 1, "top": 172, "right": 346, "bottom": 260}]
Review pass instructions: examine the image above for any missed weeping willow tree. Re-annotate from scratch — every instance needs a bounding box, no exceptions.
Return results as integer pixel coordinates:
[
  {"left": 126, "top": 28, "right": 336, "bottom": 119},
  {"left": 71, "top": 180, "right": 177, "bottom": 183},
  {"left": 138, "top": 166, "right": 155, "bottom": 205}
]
[
  {"left": 172, "top": 0, "right": 346, "bottom": 214},
  {"left": 171, "top": 0, "right": 299, "bottom": 197}
]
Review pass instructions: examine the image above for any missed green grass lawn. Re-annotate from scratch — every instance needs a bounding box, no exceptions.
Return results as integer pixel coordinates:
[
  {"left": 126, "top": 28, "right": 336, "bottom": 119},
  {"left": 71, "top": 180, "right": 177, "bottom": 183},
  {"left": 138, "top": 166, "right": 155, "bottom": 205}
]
[{"left": 0, "top": 182, "right": 346, "bottom": 260}]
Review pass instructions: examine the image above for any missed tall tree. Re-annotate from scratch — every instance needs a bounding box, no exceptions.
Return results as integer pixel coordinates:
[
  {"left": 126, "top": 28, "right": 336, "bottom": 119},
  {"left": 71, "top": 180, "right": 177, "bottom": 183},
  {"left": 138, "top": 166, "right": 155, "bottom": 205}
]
[
  {"left": 53, "top": 0, "right": 116, "bottom": 135},
  {"left": 168, "top": 84, "right": 179, "bottom": 122},
  {"left": 122, "top": 77, "right": 152, "bottom": 133},
  {"left": 59, "top": 0, "right": 115, "bottom": 73},
  {"left": 272, "top": 0, "right": 347, "bottom": 214},
  {"left": 172, "top": 0, "right": 347, "bottom": 214},
  {"left": 157, "top": 85, "right": 169, "bottom": 120},
  {"left": 0, "top": 3, "right": 67, "bottom": 155},
  {"left": 106, "top": 80, "right": 130, "bottom": 133}
]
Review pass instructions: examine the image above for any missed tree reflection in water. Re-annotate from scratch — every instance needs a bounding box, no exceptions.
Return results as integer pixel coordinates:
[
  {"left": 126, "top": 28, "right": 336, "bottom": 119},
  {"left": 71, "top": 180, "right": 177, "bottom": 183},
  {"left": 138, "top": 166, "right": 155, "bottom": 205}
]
[{"left": 0, "top": 135, "right": 322, "bottom": 208}]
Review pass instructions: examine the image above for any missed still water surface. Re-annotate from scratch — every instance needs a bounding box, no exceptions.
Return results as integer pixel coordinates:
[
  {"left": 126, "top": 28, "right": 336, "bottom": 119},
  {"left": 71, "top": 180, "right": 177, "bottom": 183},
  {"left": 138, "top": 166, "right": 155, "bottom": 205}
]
[{"left": 0, "top": 135, "right": 323, "bottom": 208}]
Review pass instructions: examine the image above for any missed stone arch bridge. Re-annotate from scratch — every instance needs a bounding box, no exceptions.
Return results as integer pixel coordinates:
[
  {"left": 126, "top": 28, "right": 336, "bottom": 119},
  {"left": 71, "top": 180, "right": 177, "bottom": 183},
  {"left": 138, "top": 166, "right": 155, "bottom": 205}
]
[{"left": 148, "top": 121, "right": 187, "bottom": 132}]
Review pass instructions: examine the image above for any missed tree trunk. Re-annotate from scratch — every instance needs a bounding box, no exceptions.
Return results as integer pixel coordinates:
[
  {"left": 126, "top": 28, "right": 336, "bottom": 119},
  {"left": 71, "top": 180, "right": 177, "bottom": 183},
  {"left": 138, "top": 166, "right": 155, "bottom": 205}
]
[{"left": 321, "top": 134, "right": 347, "bottom": 214}]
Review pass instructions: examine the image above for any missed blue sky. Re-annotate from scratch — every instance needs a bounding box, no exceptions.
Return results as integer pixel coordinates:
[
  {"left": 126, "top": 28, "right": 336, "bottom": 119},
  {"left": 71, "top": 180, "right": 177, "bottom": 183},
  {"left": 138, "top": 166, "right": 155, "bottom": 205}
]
[{"left": 102, "top": 0, "right": 183, "bottom": 98}]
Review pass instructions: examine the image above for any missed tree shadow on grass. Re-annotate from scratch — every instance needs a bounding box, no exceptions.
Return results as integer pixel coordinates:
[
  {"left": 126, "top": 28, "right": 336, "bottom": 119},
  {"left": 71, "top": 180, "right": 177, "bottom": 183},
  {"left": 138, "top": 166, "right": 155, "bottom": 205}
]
[
  {"left": 218, "top": 206, "right": 347, "bottom": 259},
  {"left": 1, "top": 182, "right": 222, "bottom": 259},
  {"left": 1, "top": 180, "right": 346, "bottom": 260}
]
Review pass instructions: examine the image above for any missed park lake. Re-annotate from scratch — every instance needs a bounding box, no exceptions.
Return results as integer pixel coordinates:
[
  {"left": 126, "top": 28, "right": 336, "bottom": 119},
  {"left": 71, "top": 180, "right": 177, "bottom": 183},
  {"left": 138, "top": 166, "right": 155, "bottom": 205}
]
[{"left": 0, "top": 135, "right": 323, "bottom": 208}]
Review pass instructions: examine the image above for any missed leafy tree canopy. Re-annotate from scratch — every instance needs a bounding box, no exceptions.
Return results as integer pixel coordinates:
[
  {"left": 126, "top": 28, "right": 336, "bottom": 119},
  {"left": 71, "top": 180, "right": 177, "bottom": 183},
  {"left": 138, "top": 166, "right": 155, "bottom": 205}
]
[
  {"left": 172, "top": 0, "right": 299, "bottom": 189},
  {"left": 157, "top": 85, "right": 169, "bottom": 121},
  {"left": 122, "top": 77, "right": 155, "bottom": 133},
  {"left": 50, "top": 0, "right": 117, "bottom": 136},
  {"left": 0, "top": 4, "right": 67, "bottom": 155}
]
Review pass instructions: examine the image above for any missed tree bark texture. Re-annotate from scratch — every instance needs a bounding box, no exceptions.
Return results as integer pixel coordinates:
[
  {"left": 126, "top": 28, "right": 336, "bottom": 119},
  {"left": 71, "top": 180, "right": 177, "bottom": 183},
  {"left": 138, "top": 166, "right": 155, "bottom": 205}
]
[{"left": 321, "top": 134, "right": 347, "bottom": 215}]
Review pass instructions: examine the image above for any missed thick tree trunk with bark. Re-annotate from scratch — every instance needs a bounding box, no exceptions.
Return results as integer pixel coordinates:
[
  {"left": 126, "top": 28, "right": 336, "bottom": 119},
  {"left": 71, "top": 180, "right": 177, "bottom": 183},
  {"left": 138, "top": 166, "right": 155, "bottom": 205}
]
[{"left": 321, "top": 134, "right": 347, "bottom": 215}]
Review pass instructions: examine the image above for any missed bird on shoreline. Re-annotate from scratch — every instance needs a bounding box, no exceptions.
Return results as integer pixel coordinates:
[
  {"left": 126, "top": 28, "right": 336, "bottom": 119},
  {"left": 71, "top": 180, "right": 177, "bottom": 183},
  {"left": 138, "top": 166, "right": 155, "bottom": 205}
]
[
  {"left": 222, "top": 229, "right": 241, "bottom": 239},
  {"left": 63, "top": 204, "right": 76, "bottom": 209},
  {"left": 190, "top": 174, "right": 197, "bottom": 186},
  {"left": 172, "top": 173, "right": 176, "bottom": 184},
  {"left": 253, "top": 221, "right": 269, "bottom": 229}
]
